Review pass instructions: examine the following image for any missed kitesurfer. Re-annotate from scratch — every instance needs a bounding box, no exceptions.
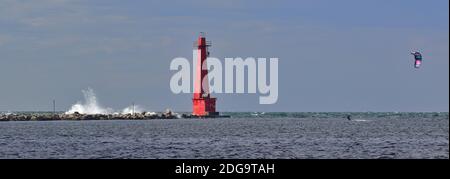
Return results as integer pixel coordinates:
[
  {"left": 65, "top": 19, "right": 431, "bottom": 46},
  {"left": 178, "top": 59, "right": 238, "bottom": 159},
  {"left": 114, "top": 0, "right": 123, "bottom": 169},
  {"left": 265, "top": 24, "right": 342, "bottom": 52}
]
[
  {"left": 411, "top": 51, "right": 423, "bottom": 68},
  {"left": 347, "top": 115, "right": 352, "bottom": 121}
]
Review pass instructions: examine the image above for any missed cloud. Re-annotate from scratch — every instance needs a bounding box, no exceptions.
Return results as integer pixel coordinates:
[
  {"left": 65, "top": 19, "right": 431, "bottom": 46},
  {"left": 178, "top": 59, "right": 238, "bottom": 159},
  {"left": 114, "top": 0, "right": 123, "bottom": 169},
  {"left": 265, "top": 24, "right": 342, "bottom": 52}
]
[
  {"left": 0, "top": 35, "right": 12, "bottom": 46},
  {"left": 0, "top": 0, "right": 73, "bottom": 21},
  {"left": 0, "top": 0, "right": 141, "bottom": 56},
  {"left": 0, "top": 0, "right": 130, "bottom": 28}
]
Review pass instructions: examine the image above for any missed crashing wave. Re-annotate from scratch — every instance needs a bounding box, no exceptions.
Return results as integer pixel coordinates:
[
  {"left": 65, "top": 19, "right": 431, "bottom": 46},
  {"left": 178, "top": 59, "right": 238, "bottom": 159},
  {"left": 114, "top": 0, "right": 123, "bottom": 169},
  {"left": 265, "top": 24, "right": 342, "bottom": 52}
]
[{"left": 65, "top": 88, "right": 151, "bottom": 115}]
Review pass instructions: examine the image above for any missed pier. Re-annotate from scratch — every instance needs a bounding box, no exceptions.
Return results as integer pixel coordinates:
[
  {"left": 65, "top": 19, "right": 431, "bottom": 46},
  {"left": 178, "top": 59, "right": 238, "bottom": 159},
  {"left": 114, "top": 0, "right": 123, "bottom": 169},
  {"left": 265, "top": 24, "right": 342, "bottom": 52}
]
[
  {"left": 0, "top": 111, "right": 178, "bottom": 122},
  {"left": 0, "top": 110, "right": 230, "bottom": 122}
]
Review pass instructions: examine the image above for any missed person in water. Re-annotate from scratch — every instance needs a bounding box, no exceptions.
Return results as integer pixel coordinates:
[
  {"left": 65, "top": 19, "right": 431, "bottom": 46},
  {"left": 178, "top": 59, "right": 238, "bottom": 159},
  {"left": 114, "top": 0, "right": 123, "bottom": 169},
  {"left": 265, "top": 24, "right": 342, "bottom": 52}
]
[{"left": 346, "top": 115, "right": 352, "bottom": 121}]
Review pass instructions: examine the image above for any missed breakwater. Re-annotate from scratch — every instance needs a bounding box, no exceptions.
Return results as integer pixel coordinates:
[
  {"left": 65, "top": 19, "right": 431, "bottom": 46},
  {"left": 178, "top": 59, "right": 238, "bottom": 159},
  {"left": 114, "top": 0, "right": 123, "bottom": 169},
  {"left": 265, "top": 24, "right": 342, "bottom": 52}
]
[{"left": 0, "top": 111, "right": 178, "bottom": 121}]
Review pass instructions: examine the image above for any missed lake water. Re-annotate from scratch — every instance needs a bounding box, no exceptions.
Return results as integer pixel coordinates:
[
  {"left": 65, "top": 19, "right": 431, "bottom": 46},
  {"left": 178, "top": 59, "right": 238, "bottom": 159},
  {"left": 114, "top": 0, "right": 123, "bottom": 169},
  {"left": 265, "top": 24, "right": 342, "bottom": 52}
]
[{"left": 0, "top": 112, "right": 448, "bottom": 159}]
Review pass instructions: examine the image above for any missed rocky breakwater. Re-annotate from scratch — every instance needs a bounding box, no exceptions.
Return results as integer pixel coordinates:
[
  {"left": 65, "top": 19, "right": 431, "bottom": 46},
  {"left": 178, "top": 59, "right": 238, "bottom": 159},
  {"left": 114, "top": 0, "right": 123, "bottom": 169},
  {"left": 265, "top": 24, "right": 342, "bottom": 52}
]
[{"left": 0, "top": 110, "right": 178, "bottom": 122}]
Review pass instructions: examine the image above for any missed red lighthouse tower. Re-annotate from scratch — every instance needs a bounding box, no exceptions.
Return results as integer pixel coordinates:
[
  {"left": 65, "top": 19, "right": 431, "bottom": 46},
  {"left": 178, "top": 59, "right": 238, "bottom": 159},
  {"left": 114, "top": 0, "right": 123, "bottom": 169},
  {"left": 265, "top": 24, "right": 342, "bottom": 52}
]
[{"left": 192, "top": 33, "right": 219, "bottom": 117}]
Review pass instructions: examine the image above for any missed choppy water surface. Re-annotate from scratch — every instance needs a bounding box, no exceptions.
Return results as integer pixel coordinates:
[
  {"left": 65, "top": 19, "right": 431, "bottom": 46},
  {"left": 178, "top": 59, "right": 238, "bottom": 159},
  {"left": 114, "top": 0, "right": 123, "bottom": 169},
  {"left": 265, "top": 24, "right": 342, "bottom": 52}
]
[{"left": 0, "top": 112, "right": 448, "bottom": 159}]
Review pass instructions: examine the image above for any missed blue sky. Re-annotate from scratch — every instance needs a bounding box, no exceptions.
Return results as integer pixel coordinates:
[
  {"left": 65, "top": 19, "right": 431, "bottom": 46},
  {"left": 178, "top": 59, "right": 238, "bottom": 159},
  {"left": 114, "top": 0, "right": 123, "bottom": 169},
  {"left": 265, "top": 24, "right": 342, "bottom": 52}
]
[{"left": 0, "top": 0, "right": 448, "bottom": 112}]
